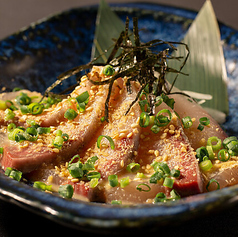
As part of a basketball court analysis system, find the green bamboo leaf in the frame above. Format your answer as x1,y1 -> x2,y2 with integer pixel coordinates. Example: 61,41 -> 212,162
91,0 -> 126,63
167,0 -> 228,121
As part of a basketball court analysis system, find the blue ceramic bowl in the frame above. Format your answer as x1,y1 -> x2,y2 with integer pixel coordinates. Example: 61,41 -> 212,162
0,3 -> 238,233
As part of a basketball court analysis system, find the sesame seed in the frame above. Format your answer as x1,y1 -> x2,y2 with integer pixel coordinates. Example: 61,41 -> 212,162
131,123 -> 138,128
52,148 -> 60,153
148,150 -> 154,154
140,134 -> 145,139
169,124 -> 175,131
169,130 -> 175,135
119,132 -> 127,138
160,132 -> 167,139
133,128 -> 139,134
143,137 -> 150,141
154,150 -> 159,157
127,132 -> 133,138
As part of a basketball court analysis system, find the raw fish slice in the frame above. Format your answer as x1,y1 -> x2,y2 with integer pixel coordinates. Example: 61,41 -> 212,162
104,173 -> 169,204
202,160 -> 238,191
171,94 -> 227,150
137,112 -> 203,197
0,90 -> 42,127
104,112 -> 203,204
61,80 -> 141,201
1,67 -> 121,173
83,80 -> 141,179
40,68 -> 101,127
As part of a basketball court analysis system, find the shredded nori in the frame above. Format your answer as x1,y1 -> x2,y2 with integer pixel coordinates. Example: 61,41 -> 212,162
44,17 -> 189,121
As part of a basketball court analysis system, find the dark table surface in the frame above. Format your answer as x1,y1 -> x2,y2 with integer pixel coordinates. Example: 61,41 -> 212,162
0,1 -> 238,236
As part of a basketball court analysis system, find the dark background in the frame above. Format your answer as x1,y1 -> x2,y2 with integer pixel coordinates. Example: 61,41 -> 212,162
0,0 -> 238,40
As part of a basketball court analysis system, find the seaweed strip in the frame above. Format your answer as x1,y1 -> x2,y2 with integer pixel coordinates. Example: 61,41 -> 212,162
44,17 -> 189,121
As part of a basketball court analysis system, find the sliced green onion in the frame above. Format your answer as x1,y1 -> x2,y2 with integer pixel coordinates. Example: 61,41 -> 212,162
199,117 -> 210,126
86,171 -> 101,181
136,172 -> 146,178
69,154 -> 80,165
163,177 -> 174,188
4,108 -> 15,121
108,174 -> 118,187
206,178 -> 220,192
75,91 -> 90,112
199,159 -> 213,171
182,116 -> 193,129
58,184 -> 74,198
155,95 -> 163,107
196,146 -> 209,163
20,105 -> 30,114
68,161 -> 84,178
33,181 -> 52,191
76,102 -> 86,112
151,124 -> 160,134
170,189 -> 181,200
149,171 -> 164,184
76,91 -> 89,106
155,109 -> 172,127
0,100 -> 7,110
26,119 -> 37,126
7,123 -> 16,132
149,116 -> 155,125
37,127 -> 51,134
223,136 -> 238,148
138,100 -> 150,113
8,128 -> 25,142
197,117 -> 210,131
126,162 -> 140,173
28,102 -> 43,115
0,147 -> 3,154
83,161 -> 97,172
26,127 -> 37,136
97,135 -> 115,150
158,162 -> 170,174
197,123 -> 204,131
218,149 -> 230,162
136,183 -> 151,192
103,65 -> 115,76
154,192 -> 167,203
226,140 -> 238,156
120,177 -> 130,188
206,145 -> 215,159
5,167 -> 22,181
62,133 -> 69,141
64,108 -> 78,120
55,129 -> 63,137
86,156 -> 98,164
161,94 -> 175,110
53,136 -> 64,149
111,200 -> 122,205
170,169 -> 180,178
150,161 -> 159,171
89,178 -> 99,188
139,112 -> 150,127
207,136 -> 222,151
5,100 -> 17,111
16,93 -> 31,105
